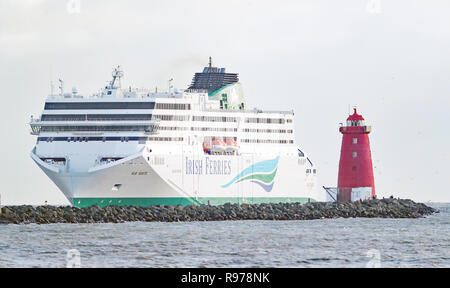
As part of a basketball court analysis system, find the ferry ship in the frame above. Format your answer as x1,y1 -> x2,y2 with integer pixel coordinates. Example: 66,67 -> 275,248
30,59 -> 319,207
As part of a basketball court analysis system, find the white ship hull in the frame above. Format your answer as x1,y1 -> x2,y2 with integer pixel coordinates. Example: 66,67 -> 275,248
31,143 -> 318,207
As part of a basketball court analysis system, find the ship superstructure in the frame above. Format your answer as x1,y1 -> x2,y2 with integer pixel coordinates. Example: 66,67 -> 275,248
30,61 -> 319,207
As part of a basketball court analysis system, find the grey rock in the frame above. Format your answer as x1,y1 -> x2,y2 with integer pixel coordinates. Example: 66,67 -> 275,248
0,198 -> 438,224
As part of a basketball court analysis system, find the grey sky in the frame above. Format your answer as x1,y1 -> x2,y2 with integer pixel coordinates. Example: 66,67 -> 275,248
0,0 -> 449,204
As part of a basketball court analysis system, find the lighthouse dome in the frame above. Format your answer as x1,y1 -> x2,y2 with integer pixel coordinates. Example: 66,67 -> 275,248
346,108 -> 365,126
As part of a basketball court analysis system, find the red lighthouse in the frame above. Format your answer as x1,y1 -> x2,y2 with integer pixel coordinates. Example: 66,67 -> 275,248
337,108 -> 375,201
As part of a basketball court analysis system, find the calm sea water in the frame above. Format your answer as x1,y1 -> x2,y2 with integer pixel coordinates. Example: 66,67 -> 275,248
0,203 -> 448,268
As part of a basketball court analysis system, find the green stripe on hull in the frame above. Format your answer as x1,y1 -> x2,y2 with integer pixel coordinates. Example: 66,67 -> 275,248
72,197 -> 316,208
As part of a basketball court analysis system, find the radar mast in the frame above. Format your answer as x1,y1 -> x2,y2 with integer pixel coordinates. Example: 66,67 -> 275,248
109,66 -> 123,89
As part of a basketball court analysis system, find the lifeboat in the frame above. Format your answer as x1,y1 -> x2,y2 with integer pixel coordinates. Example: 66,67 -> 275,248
211,138 -> 226,153
225,138 -> 238,152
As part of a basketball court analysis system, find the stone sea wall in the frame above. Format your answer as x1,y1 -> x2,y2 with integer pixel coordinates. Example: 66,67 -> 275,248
0,198 -> 437,224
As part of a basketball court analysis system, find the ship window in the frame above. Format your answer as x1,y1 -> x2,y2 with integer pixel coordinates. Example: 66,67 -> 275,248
353,138 -> 357,144
353,152 -> 357,158
112,184 -> 122,191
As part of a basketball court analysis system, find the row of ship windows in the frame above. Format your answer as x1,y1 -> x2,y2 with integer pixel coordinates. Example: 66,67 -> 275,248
147,137 -> 183,142
158,126 -> 238,132
157,126 -> 189,131
192,116 -> 293,124
38,136 -> 147,142
40,126 -> 153,132
154,115 -> 190,121
245,118 -> 293,124
155,103 -> 191,110
156,115 -> 288,123
154,116 -> 294,124
192,116 -> 238,122
241,139 -> 294,144
38,125 -> 292,133
37,136 -> 183,142
41,114 -> 152,121
44,102 -> 191,110
160,127 -> 293,133
191,127 -> 237,132
41,114 -> 293,124
42,114 -> 195,122
37,137 -> 294,144
243,128 -> 293,134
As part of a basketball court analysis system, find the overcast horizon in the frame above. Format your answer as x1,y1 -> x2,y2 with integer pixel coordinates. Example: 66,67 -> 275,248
0,0 -> 449,204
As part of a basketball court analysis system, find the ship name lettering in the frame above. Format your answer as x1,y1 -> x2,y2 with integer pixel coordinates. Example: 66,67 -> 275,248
185,157 -> 232,175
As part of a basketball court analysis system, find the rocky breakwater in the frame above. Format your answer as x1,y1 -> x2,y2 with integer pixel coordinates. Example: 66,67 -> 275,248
0,198 -> 438,224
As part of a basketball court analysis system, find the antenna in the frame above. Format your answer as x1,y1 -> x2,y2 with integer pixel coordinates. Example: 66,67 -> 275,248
209,56 -> 212,68
168,78 -> 173,94
58,79 -> 64,96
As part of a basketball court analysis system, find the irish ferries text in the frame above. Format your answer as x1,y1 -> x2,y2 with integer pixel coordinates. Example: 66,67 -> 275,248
185,157 -> 232,175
